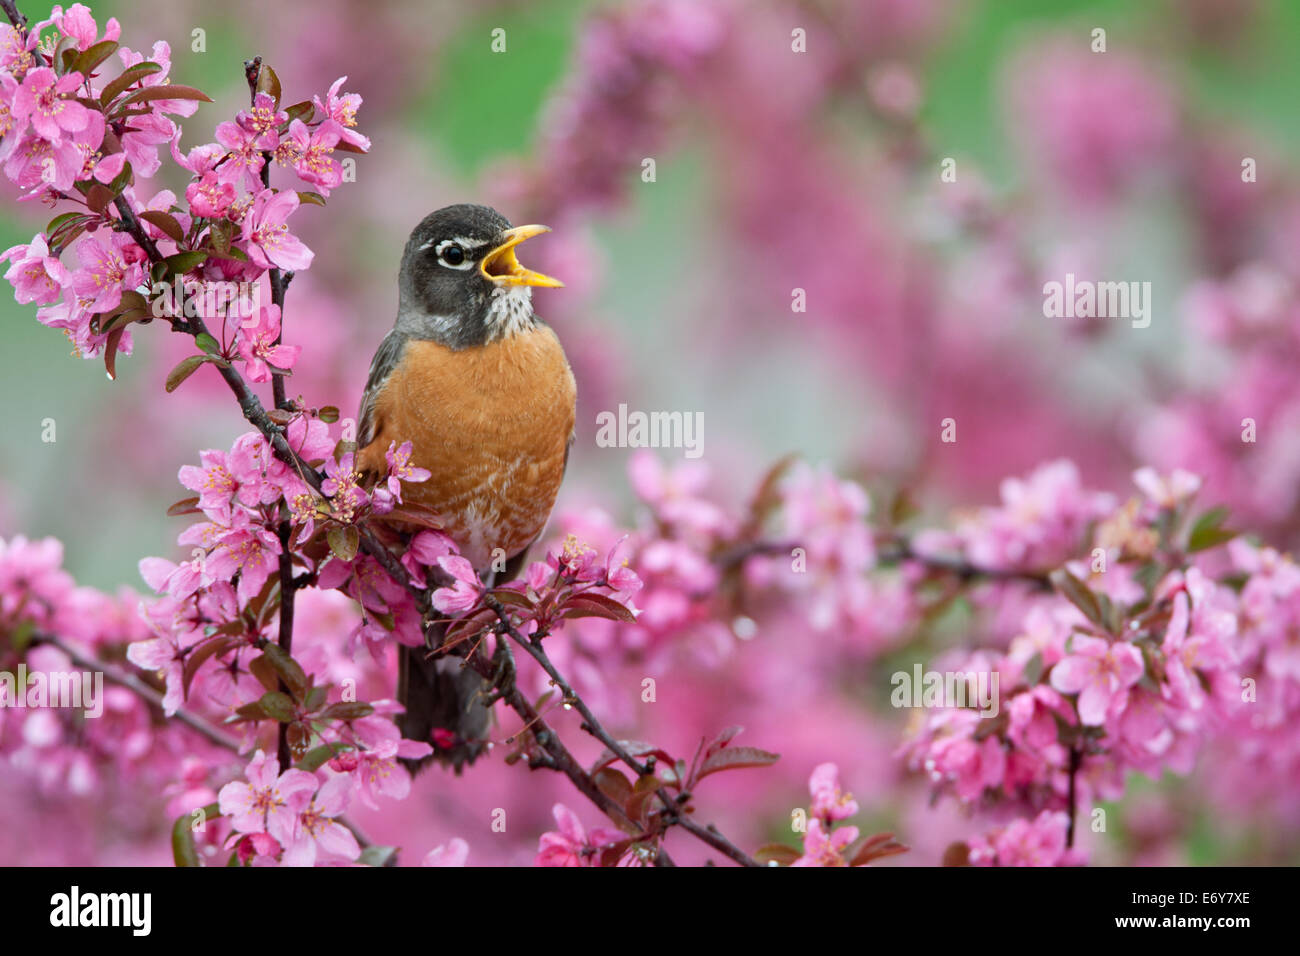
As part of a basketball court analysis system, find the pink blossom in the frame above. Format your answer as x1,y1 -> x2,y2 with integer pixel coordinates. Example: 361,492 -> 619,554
1050,635 -> 1145,725
242,189 -> 314,271
117,42 -> 199,117
71,233 -> 144,314
1133,467 -> 1202,509
400,529 -> 457,580
236,92 -> 286,150
186,170 -> 236,219
1,234 -> 69,305
382,440 -> 431,502
535,803 -> 624,866
791,818 -> 859,867
124,622 -> 189,715
431,555 -> 482,614
996,812 -> 1073,866
237,304 -> 300,383
280,774 -> 362,867
13,68 -> 89,142
422,839 -> 469,867
217,750 -> 317,846
321,451 -> 368,518
205,518 -> 282,602
335,716 -> 430,809
215,120 -> 266,191
178,449 -> 238,517
312,76 -> 370,150
286,118 -> 343,194
54,4 -> 121,52
4,129 -> 85,192
808,762 -> 859,822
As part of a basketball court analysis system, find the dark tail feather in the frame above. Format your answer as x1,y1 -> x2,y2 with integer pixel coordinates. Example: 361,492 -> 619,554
397,621 -> 490,775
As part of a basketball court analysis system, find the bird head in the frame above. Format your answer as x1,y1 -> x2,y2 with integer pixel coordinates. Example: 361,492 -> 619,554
397,203 -> 562,348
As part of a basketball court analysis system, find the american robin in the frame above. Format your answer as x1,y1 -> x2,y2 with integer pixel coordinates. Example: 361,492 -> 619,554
355,204 -> 575,771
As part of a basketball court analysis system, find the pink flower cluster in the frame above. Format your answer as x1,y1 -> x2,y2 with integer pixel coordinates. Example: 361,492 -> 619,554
901,465 -> 1258,863
0,534 -> 167,797
966,810 -> 1083,867
0,6 -> 367,373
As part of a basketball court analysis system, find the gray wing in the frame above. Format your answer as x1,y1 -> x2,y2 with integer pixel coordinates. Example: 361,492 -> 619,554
356,328 -> 410,449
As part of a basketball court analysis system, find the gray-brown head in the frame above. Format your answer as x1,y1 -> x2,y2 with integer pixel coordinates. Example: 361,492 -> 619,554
396,203 -> 562,349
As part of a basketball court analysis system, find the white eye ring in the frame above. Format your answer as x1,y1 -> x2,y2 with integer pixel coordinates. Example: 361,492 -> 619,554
435,239 -> 474,270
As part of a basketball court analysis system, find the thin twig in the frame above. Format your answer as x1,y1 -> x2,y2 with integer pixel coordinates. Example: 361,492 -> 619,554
0,0 -> 27,31
879,539 -> 1054,589
1066,746 -> 1081,849
34,632 -> 242,752
484,596 -> 761,867
32,633 -> 379,854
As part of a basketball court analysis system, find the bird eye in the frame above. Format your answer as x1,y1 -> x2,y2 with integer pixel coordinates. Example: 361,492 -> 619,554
440,243 -> 465,266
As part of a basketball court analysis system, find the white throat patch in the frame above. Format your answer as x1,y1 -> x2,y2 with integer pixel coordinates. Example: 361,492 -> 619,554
486,284 -> 535,339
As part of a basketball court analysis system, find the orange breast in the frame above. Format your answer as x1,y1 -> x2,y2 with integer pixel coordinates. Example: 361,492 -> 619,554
357,326 -> 576,570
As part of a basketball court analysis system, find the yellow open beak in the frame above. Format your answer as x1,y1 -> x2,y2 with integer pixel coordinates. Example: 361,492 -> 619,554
479,224 -> 564,288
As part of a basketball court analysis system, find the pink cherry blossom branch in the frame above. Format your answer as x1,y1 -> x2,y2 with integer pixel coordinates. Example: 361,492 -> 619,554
482,594 -> 762,867
31,629 -> 382,857
32,631 -> 242,752
879,538 -> 1054,589
0,0 -> 756,866
241,55 -> 301,772
0,0 -> 24,32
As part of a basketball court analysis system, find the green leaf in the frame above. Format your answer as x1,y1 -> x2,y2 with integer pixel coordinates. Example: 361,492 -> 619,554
45,211 -> 84,235
162,250 -> 209,276
696,745 -> 780,781
255,64 -> 282,105
486,587 -> 534,609
140,209 -> 185,243
592,767 -> 634,808
296,191 -> 327,207
258,690 -> 296,723
231,700 -> 268,723
1188,507 -> 1236,553
171,802 -> 219,867
754,843 -> 801,866
119,84 -> 213,108
207,218 -> 235,254
100,62 -> 163,106
73,39 -> 119,77
327,525 -> 360,562
100,306 -> 150,335
296,744 -> 346,773
317,405 -> 340,423
165,355 -> 208,393
304,684 -> 328,713
559,593 -> 637,623
1050,569 -> 1106,629
85,183 -> 116,214
282,100 -> 313,124
1022,651 -> 1044,687
182,636 -> 235,699
107,159 -> 133,194
359,845 -> 397,867
194,332 -> 222,355
249,653 -> 281,694
261,644 -> 309,699
319,701 -> 375,721
103,327 -> 125,381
